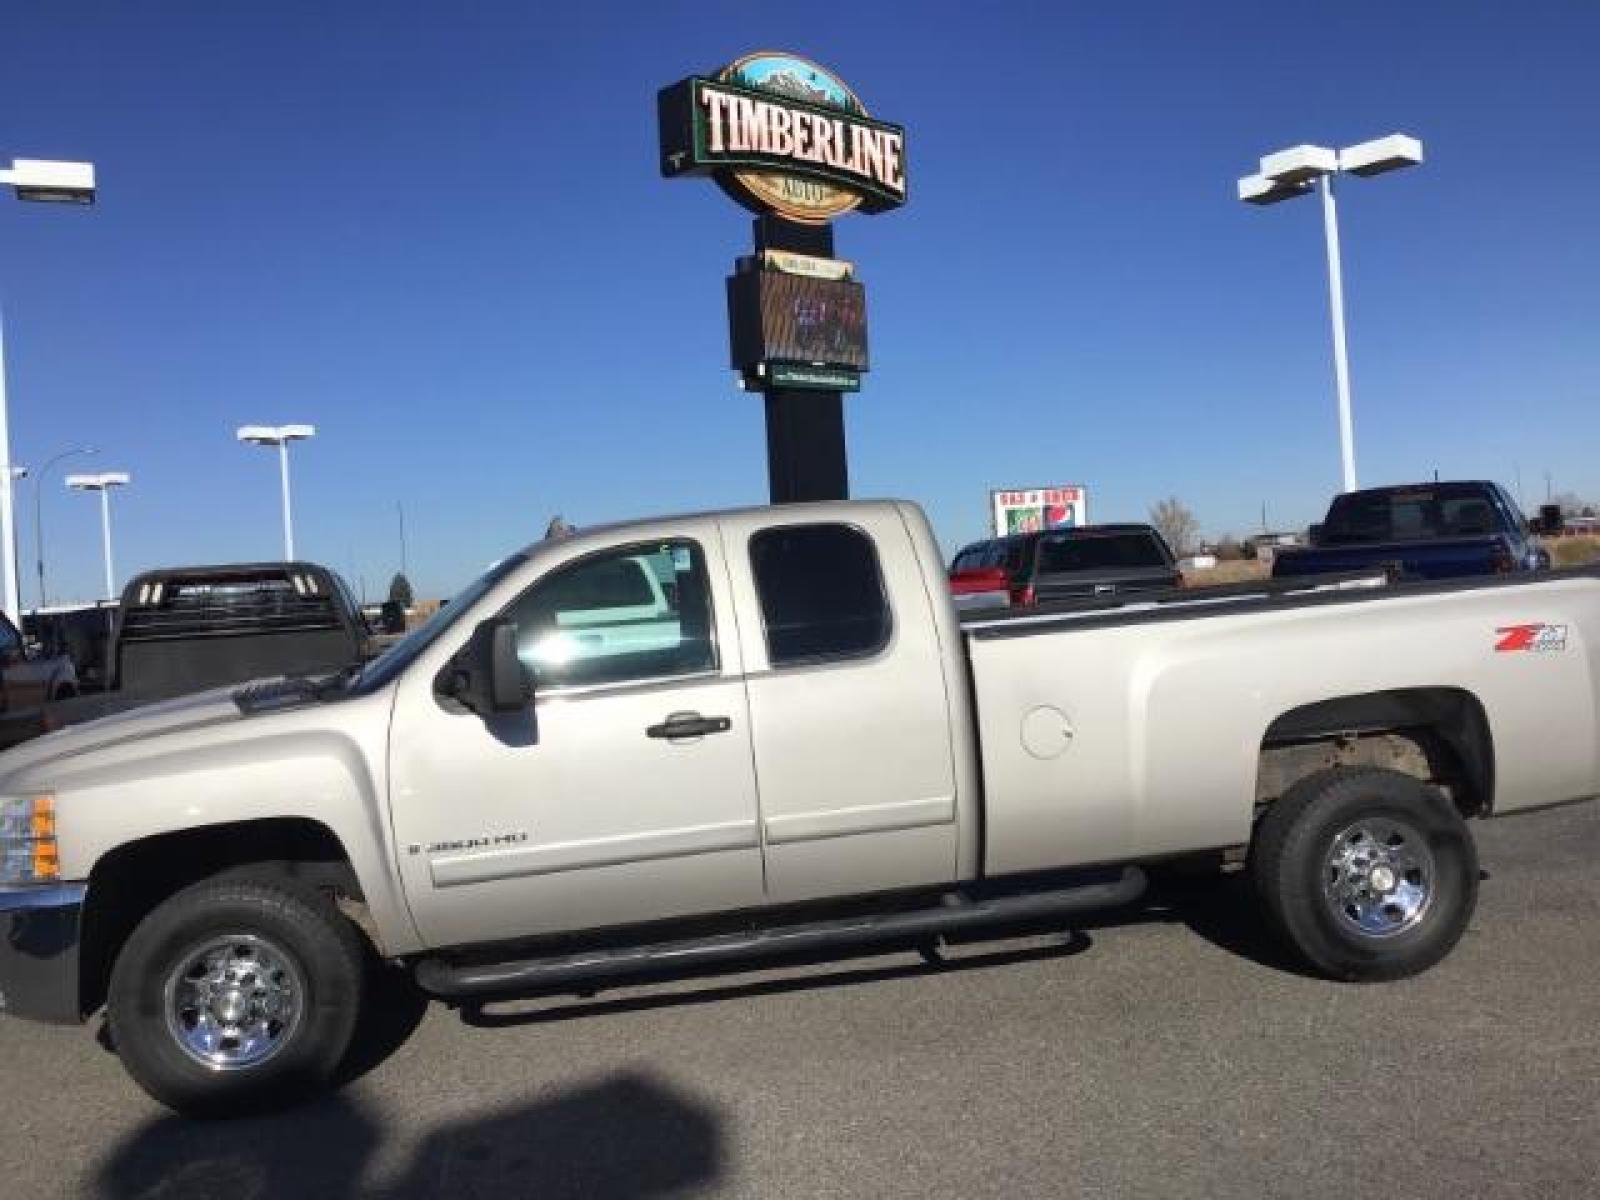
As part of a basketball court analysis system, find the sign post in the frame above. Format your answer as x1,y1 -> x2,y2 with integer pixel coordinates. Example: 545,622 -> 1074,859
659,52 -> 906,505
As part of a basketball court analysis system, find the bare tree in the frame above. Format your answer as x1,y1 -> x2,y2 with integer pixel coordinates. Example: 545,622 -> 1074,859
1149,497 -> 1200,557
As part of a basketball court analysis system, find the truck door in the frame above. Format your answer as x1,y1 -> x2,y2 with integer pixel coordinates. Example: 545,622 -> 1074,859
387,532 -> 765,948
716,509 -> 961,904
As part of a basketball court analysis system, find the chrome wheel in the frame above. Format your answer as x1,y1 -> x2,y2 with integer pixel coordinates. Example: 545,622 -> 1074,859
1323,818 -> 1435,937
163,933 -> 305,1071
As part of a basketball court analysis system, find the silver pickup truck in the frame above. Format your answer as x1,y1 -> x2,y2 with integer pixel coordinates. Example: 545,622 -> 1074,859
2,499 -> 1596,1114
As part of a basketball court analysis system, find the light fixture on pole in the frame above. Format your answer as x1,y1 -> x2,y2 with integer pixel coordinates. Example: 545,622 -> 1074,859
30,445 -> 96,609
0,155 -> 97,627
1237,134 -> 1423,493
65,471 -> 129,602
237,424 -> 315,560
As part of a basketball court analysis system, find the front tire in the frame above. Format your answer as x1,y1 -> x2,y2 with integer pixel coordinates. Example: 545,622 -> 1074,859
107,874 -> 365,1116
1251,767 -> 1479,981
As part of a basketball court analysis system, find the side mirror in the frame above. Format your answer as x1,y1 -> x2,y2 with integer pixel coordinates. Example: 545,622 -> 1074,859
1307,523 -> 1325,545
436,618 -> 530,716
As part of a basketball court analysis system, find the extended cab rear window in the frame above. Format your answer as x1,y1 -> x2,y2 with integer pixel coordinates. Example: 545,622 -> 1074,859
750,524 -> 890,666
1320,486 -> 1506,544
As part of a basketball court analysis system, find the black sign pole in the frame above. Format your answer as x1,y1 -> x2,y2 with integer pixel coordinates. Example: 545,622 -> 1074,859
752,216 -> 849,504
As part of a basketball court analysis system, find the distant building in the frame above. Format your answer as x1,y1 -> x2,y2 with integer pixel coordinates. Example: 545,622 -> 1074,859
1558,515 -> 1600,536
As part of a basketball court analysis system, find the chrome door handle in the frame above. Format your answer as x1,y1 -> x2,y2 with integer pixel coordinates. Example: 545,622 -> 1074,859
646,712 -> 732,739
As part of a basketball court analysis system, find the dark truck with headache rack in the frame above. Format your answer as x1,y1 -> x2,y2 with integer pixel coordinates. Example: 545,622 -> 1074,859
1272,481 -> 1548,582
45,562 -> 373,728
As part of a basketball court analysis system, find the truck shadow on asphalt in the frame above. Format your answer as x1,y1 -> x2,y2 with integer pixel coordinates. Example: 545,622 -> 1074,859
94,1070 -> 722,1199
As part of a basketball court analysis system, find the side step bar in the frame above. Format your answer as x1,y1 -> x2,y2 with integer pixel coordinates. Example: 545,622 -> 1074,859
414,867 -> 1146,1000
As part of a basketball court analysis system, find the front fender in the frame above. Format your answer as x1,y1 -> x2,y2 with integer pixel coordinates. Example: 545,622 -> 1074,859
36,693 -> 422,956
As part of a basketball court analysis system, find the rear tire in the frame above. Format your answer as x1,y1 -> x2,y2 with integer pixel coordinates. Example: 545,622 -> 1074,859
1251,767 -> 1478,981
107,874 -> 365,1116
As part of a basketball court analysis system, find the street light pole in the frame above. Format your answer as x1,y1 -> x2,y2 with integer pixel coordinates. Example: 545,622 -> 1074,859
1318,173 -> 1357,493
33,445 -> 95,608
278,439 -> 295,560
237,424 -> 315,560
1238,134 -> 1423,494
0,318 -> 17,625
97,487 -> 113,599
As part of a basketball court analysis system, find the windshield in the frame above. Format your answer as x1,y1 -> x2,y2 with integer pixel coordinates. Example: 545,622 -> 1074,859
347,552 -> 529,695
1319,486 -> 1504,545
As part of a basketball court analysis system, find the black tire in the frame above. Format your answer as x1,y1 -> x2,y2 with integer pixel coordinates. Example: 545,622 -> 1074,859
1251,767 -> 1479,982
107,874 -> 365,1116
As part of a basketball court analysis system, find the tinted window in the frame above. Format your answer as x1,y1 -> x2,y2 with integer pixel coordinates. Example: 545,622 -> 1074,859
0,616 -> 18,656
1036,533 -> 1169,573
505,540 -> 715,689
1321,485 -> 1506,544
750,524 -> 890,665
951,546 -> 983,573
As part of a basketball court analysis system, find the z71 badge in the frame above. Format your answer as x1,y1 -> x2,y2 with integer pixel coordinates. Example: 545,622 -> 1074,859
1495,624 -> 1569,653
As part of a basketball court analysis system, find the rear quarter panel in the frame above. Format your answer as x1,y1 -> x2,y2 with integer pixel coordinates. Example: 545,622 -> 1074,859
968,574 -> 1600,875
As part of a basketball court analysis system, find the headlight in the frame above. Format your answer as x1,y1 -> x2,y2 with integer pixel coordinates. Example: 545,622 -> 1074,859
0,794 -> 58,884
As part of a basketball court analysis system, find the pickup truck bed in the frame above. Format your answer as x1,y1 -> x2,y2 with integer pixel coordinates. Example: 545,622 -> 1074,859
960,564 -> 1591,871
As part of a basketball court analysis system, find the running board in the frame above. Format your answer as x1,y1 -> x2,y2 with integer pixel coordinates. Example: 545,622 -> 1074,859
414,867 -> 1146,999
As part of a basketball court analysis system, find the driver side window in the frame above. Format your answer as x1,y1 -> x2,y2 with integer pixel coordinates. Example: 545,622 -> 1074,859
503,540 -> 717,690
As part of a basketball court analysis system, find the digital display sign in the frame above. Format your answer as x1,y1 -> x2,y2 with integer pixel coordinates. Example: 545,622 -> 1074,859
728,269 -> 869,372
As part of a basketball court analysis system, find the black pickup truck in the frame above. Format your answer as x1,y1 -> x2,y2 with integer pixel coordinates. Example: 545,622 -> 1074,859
45,562 -> 373,728
1271,481 -> 1549,581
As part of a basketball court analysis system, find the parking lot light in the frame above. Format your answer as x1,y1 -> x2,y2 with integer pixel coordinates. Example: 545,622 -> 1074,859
237,424 -> 316,561
0,158 -> 96,205
1238,133 -> 1425,493
66,472 -> 130,601
0,154 -> 97,628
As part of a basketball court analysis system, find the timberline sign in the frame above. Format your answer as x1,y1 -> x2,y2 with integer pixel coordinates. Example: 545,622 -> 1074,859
659,51 -> 907,223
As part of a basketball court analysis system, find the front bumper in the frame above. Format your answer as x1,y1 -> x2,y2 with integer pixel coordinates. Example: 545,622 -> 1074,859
0,884 -> 86,1025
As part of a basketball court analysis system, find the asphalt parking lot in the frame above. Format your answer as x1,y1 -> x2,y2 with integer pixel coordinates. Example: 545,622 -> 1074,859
4,799 -> 1596,1199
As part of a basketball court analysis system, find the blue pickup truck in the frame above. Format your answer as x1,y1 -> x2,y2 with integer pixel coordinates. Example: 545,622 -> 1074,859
1271,481 -> 1549,581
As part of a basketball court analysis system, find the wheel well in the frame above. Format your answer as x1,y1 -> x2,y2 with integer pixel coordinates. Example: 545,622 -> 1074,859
1257,687 -> 1494,820
79,818 -> 362,1018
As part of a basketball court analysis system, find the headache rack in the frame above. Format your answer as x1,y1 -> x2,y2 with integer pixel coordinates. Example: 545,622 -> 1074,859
118,568 -> 344,642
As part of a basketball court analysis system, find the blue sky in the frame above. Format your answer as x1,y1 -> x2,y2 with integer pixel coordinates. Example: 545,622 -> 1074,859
1,1 -> 1596,602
